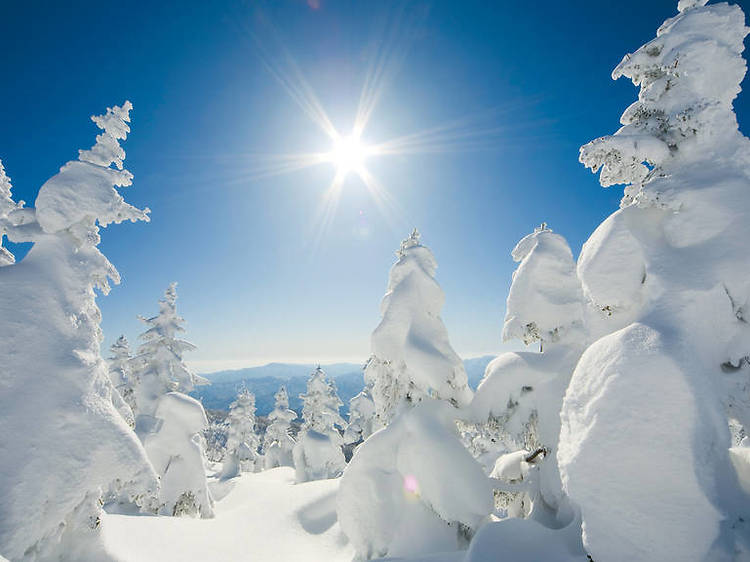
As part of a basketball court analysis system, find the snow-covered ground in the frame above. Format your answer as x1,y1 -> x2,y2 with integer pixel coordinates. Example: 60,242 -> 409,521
102,468 -> 354,562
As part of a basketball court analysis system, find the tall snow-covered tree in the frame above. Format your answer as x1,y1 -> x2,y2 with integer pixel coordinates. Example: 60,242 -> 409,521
343,387 -> 376,447
131,284 -> 213,517
338,233 -> 492,559
221,387 -> 261,479
0,102 -> 158,559
131,283 -> 207,423
557,2 -> 750,560
263,385 -> 297,469
293,366 -> 346,482
469,224 -> 584,528
364,229 -> 472,427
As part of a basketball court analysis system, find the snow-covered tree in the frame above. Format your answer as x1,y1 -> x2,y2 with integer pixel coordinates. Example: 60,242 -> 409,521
293,366 -> 346,482
108,335 -> 137,427
131,283 -> 207,423
0,102 -> 158,559
141,392 -> 214,518
130,284 -> 213,517
343,387 -> 376,447
364,229 -> 472,427
469,224 -> 584,528
0,161 -> 21,266
263,385 -> 297,469
338,233 -> 492,560
558,2 -> 750,560
502,223 -> 585,351
221,387 -> 261,479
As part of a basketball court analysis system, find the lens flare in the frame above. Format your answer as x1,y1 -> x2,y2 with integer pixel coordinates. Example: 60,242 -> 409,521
403,474 -> 420,496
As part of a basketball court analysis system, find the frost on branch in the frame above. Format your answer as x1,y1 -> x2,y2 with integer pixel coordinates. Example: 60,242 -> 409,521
579,2 -> 749,207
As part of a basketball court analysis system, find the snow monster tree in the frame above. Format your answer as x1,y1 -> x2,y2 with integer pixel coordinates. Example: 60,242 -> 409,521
559,1 -> 750,560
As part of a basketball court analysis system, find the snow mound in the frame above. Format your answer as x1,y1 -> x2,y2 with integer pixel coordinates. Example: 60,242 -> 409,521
337,400 -> 492,560
102,468 -> 354,562
464,516 -> 584,562
559,323 -> 723,561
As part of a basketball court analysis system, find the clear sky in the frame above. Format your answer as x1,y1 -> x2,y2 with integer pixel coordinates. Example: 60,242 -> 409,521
1,0 -> 749,372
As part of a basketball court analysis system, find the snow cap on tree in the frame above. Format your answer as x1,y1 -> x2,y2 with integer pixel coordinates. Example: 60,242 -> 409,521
579,1 -> 750,207
366,229 -> 472,424
35,101 -> 150,234
503,223 -> 584,348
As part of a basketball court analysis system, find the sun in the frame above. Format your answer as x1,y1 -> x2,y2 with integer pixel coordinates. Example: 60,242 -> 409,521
326,134 -> 370,176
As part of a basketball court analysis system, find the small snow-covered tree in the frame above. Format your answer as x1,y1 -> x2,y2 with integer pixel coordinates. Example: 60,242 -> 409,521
131,283 -> 207,424
343,387 -> 376,447
293,366 -> 346,482
0,102 -> 158,559
502,223 -> 585,351
263,385 -> 297,469
220,387 -> 261,479
142,392 -> 214,517
364,229 -> 472,427
0,161 -> 21,266
469,224 -> 584,527
108,335 -> 137,427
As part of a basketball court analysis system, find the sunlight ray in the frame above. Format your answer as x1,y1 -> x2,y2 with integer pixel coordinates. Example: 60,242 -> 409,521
353,6 -> 425,137
357,168 -> 408,236
247,12 -> 339,140
308,171 -> 346,258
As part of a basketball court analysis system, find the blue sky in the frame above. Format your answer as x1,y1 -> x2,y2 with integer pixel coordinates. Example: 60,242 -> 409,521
1,0 -> 748,371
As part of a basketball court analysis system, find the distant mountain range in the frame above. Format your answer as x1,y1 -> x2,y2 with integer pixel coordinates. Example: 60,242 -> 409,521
190,355 -> 496,416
